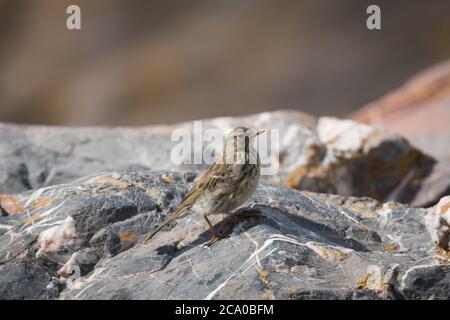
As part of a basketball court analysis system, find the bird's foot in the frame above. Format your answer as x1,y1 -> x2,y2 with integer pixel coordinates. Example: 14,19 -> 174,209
206,235 -> 220,247
205,228 -> 229,246
215,218 -> 236,236
204,209 -> 266,247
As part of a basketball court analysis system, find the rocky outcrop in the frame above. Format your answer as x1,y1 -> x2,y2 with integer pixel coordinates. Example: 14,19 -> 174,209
0,170 -> 449,300
0,111 -> 448,207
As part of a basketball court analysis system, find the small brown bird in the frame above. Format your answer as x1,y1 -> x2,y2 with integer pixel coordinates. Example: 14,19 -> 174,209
145,127 -> 265,246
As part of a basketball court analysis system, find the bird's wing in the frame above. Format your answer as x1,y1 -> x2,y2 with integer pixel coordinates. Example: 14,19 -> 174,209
199,163 -> 231,191
168,163 -> 230,215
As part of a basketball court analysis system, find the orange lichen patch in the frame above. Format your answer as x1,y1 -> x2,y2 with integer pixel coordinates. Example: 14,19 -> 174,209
119,232 -> 135,241
356,272 -> 390,291
282,287 -> 297,295
373,202 -> 403,214
0,194 -> 24,214
131,181 -> 145,189
347,203 -> 374,219
286,165 -> 327,188
161,175 -> 176,184
256,266 -> 274,300
384,202 -> 403,210
131,181 -> 154,193
87,176 -> 128,189
307,242 -> 349,261
286,167 -> 307,188
356,275 -> 369,288
21,214 -> 43,224
145,188 -> 159,199
89,190 -> 98,197
440,203 -> 450,215
320,247 -> 348,261
303,191 -> 316,197
130,181 -> 161,200
383,243 -> 398,253
262,288 -> 274,300
256,267 -> 270,281
29,197 -> 55,209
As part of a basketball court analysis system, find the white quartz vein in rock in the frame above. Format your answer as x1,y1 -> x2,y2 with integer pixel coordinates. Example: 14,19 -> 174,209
204,232 -> 356,300
339,209 -> 359,224
20,200 -> 68,234
204,234 -> 304,300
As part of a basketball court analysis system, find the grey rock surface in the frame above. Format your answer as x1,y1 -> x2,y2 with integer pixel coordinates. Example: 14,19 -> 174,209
0,111 -> 448,207
1,170 -> 449,300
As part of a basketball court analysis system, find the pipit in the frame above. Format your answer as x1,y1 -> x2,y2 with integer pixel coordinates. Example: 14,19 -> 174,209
144,127 -> 265,246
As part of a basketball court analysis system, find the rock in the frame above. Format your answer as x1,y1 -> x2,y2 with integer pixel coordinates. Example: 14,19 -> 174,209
1,170 -> 449,300
58,248 -> 98,278
350,61 -> 450,206
425,196 -> 450,252
285,117 -> 445,206
351,60 -> 450,163
0,111 -> 448,206
0,260 -> 54,300
400,265 -> 450,300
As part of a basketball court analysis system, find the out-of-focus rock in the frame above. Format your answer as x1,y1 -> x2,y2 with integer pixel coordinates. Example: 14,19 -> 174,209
425,196 -> 450,252
351,60 -> 450,163
285,117 -> 443,206
0,170 -> 449,300
0,110 -> 448,207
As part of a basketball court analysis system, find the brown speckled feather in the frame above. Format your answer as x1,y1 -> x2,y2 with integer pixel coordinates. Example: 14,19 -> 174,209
144,163 -> 232,243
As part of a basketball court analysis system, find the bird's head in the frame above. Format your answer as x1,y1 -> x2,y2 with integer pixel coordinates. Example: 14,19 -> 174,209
225,127 -> 266,141
223,127 -> 266,164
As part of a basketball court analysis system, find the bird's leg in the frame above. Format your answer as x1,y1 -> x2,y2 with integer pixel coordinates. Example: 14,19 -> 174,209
203,214 -> 221,246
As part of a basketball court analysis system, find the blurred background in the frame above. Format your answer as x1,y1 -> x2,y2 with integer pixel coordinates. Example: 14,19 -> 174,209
0,0 -> 449,126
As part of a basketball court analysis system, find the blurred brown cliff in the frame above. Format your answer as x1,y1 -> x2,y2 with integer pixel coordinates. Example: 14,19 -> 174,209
352,60 -> 450,162
0,0 -> 449,126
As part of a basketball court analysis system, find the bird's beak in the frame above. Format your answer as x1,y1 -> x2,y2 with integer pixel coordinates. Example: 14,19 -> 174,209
252,129 -> 267,137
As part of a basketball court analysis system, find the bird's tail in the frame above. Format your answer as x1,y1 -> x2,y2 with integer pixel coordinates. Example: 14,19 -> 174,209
143,219 -> 173,243
143,206 -> 188,244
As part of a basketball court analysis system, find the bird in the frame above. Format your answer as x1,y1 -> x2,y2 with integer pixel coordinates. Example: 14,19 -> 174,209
144,127 -> 266,246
